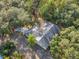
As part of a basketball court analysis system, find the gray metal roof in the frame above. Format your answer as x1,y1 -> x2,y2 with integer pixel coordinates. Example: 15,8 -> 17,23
15,22 -> 60,49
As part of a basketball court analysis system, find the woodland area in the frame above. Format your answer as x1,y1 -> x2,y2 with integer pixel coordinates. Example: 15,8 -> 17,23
0,0 -> 79,59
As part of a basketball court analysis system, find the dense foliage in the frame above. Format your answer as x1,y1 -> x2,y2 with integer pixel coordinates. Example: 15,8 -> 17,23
48,0 -> 79,59
50,27 -> 79,59
0,0 -> 32,36
0,0 -> 78,35
43,0 -> 79,27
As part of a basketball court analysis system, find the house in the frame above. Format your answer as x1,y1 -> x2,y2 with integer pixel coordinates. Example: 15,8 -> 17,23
15,22 -> 60,50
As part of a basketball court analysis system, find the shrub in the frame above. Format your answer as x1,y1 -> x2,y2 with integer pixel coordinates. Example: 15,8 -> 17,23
27,34 -> 36,47
0,41 -> 16,56
12,51 -> 22,59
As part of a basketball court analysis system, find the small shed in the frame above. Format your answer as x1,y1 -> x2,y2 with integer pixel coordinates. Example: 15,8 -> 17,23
15,22 -> 60,50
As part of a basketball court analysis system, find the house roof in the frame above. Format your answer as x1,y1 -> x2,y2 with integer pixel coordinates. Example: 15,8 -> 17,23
15,22 -> 60,49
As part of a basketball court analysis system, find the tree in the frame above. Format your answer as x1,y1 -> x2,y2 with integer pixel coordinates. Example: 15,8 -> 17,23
50,26 -> 79,59
0,0 -> 31,36
42,0 -> 79,28
0,0 -> 50,36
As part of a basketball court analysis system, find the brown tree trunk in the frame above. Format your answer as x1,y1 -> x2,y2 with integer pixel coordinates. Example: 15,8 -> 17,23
31,0 -> 45,31
32,10 -> 45,31
37,15 -> 45,31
